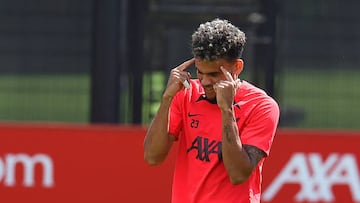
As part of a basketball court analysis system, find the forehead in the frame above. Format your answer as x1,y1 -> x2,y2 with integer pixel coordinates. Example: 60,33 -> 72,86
195,58 -> 232,71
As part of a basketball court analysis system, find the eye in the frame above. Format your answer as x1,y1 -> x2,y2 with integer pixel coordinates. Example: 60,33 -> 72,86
209,72 -> 220,77
196,69 -> 203,75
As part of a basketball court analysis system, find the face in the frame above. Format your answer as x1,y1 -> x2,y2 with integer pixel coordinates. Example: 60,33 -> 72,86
195,58 -> 242,100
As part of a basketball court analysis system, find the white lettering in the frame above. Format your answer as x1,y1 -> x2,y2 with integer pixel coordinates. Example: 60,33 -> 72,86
0,153 -> 54,188
295,153 -> 338,202
329,154 -> 360,201
262,153 -> 360,203
0,159 -> 4,183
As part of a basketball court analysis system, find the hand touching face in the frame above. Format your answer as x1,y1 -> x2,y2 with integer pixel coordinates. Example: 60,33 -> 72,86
195,58 -> 242,102
163,58 -> 194,100
213,66 -> 241,110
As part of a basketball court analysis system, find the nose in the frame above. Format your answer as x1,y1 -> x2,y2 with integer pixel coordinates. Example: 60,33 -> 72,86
200,75 -> 213,87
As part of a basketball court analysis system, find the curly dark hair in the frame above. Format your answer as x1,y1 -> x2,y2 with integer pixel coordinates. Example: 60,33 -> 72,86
191,18 -> 246,61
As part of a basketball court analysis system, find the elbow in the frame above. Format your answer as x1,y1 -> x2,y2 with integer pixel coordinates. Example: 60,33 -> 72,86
229,172 -> 252,185
229,177 -> 247,185
144,153 -> 165,166
144,157 -> 162,166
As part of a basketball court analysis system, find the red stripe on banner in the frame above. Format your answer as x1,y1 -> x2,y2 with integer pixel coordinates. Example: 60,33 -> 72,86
0,124 -> 359,203
0,123 -> 177,203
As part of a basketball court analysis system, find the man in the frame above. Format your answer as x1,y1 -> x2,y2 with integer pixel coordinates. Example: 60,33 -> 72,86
144,18 -> 280,203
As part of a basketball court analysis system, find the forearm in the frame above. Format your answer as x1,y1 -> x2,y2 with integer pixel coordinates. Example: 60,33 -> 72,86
144,97 -> 174,165
221,108 -> 253,184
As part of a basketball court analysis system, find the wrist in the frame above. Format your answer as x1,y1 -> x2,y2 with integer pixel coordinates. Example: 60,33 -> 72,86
221,106 -> 236,117
220,106 -> 234,113
161,94 -> 173,103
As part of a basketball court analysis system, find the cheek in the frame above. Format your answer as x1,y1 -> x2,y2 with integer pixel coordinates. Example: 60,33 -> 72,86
199,75 -> 214,85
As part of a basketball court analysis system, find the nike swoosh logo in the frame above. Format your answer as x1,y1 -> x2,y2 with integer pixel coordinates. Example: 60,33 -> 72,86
188,112 -> 201,117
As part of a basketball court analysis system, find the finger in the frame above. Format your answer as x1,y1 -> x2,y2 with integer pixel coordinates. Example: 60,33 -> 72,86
186,71 -> 192,79
220,66 -> 234,82
173,71 -> 190,82
213,83 -> 225,90
177,58 -> 195,71
217,84 -> 225,88
174,73 -> 190,89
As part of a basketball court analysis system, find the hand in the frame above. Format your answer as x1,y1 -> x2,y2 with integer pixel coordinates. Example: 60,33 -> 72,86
163,58 -> 194,100
213,66 -> 241,110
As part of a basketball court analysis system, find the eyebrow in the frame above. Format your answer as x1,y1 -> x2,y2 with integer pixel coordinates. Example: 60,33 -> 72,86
197,68 -> 221,75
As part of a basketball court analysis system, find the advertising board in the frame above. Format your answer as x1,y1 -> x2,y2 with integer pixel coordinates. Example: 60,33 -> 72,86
0,124 -> 359,203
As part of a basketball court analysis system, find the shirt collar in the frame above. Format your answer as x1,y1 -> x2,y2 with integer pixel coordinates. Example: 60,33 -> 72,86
195,94 -> 217,104
195,95 -> 239,108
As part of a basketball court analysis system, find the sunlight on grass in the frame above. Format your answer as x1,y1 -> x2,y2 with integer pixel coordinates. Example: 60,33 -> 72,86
281,68 -> 360,129
0,70 -> 359,129
0,74 -> 90,122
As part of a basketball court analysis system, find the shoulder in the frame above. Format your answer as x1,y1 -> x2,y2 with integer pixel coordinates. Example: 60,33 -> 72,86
235,81 -> 280,123
236,80 -> 279,108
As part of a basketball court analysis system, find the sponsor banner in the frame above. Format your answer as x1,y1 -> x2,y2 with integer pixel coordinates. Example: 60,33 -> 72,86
262,130 -> 360,203
0,124 -> 359,203
0,123 -> 177,203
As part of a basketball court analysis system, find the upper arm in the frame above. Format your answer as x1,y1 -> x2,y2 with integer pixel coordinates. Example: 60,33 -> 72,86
243,144 -> 267,168
168,92 -> 185,140
241,98 -> 280,156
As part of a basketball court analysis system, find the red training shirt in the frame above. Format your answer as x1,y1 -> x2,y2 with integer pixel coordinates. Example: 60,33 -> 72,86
169,79 -> 280,203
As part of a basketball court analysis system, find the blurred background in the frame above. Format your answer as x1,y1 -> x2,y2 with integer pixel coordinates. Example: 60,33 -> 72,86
0,0 -> 359,129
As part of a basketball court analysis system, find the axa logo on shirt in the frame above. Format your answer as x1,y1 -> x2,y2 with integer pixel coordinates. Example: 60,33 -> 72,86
0,153 -> 54,188
262,152 -> 360,203
187,136 -> 222,162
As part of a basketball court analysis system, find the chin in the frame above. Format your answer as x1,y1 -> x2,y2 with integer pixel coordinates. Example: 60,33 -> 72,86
205,92 -> 216,100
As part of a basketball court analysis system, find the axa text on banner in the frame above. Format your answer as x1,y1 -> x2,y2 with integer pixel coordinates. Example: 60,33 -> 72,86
262,130 -> 360,203
0,124 -> 359,203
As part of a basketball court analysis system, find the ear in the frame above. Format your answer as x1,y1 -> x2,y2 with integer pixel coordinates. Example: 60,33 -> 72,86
233,59 -> 244,76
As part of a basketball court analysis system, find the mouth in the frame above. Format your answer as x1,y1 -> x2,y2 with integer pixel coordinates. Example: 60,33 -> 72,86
204,87 -> 214,92
203,86 -> 216,99
203,85 -> 214,93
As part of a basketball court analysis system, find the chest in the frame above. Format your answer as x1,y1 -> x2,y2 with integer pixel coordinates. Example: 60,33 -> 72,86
183,102 -> 250,141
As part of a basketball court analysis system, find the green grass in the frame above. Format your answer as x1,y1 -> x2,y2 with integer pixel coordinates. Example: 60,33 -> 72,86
0,74 -> 90,122
142,71 -> 165,124
0,69 -> 359,129
280,68 -> 360,129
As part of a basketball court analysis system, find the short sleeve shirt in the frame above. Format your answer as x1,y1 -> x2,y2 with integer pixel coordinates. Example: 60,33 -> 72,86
169,79 -> 280,203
